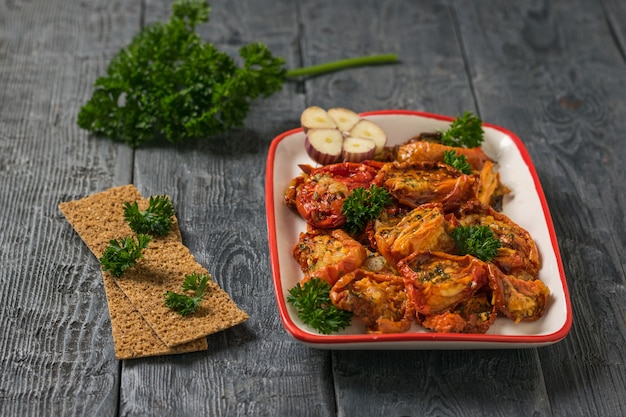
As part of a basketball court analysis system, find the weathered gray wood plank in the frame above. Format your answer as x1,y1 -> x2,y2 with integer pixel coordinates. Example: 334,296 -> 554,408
333,349 -> 551,417
0,0 -> 138,416
298,0 -> 476,116
599,0 -> 626,276
454,0 -> 626,416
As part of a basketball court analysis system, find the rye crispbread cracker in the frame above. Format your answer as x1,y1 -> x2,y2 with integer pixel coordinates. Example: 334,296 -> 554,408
102,272 -> 208,359
60,184 -> 248,349
59,185 -> 207,359
107,239 -> 249,347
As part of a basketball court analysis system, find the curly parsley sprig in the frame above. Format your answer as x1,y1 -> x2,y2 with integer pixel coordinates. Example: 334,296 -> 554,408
100,234 -> 152,277
443,150 -> 473,174
123,195 -> 175,236
287,278 -> 352,335
451,225 -> 501,261
164,272 -> 212,316
342,184 -> 392,235
440,111 -> 484,148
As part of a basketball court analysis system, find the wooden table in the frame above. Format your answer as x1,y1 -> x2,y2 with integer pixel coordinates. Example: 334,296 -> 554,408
1,0 -> 625,415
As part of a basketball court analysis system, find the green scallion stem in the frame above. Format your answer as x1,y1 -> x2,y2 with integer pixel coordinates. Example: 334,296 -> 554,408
285,53 -> 399,78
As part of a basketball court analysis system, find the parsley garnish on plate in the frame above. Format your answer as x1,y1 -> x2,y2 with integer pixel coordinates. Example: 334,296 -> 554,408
342,184 -> 392,235
287,278 -> 352,335
443,150 -> 473,174
440,111 -> 484,148
451,225 -> 501,261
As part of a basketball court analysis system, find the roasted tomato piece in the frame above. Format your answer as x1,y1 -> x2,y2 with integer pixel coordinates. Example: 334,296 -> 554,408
293,229 -> 367,286
374,202 -> 456,266
395,137 -> 492,171
284,172 -> 308,211
420,287 -> 497,333
295,162 -> 378,228
374,161 -> 476,212
475,160 -> 511,209
359,204 -> 410,252
330,269 -> 412,334
489,264 -> 550,323
398,251 -> 490,316
457,200 -> 540,280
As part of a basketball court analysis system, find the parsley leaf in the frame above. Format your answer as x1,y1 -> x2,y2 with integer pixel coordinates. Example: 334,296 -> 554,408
287,278 -> 352,334
451,225 -> 501,261
443,150 -> 473,174
100,234 -> 152,277
164,272 -> 212,316
342,184 -> 392,235
123,195 -> 175,236
440,111 -> 484,148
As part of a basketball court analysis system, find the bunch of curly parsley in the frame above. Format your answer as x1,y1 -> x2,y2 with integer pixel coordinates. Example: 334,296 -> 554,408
77,0 -> 285,147
77,0 -> 397,147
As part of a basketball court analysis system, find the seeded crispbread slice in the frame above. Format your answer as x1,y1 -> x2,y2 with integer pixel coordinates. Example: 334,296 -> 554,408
107,238 -> 249,347
60,185 -> 183,258
60,184 -> 249,349
59,185 -> 207,359
102,272 -> 207,359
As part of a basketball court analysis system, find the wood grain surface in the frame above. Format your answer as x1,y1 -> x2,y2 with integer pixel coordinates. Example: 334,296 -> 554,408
0,0 -> 624,416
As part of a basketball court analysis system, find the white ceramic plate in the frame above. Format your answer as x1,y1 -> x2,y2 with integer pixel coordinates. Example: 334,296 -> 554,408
266,110 -> 572,349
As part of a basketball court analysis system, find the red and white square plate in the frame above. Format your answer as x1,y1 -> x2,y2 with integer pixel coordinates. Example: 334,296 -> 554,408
266,110 -> 572,349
